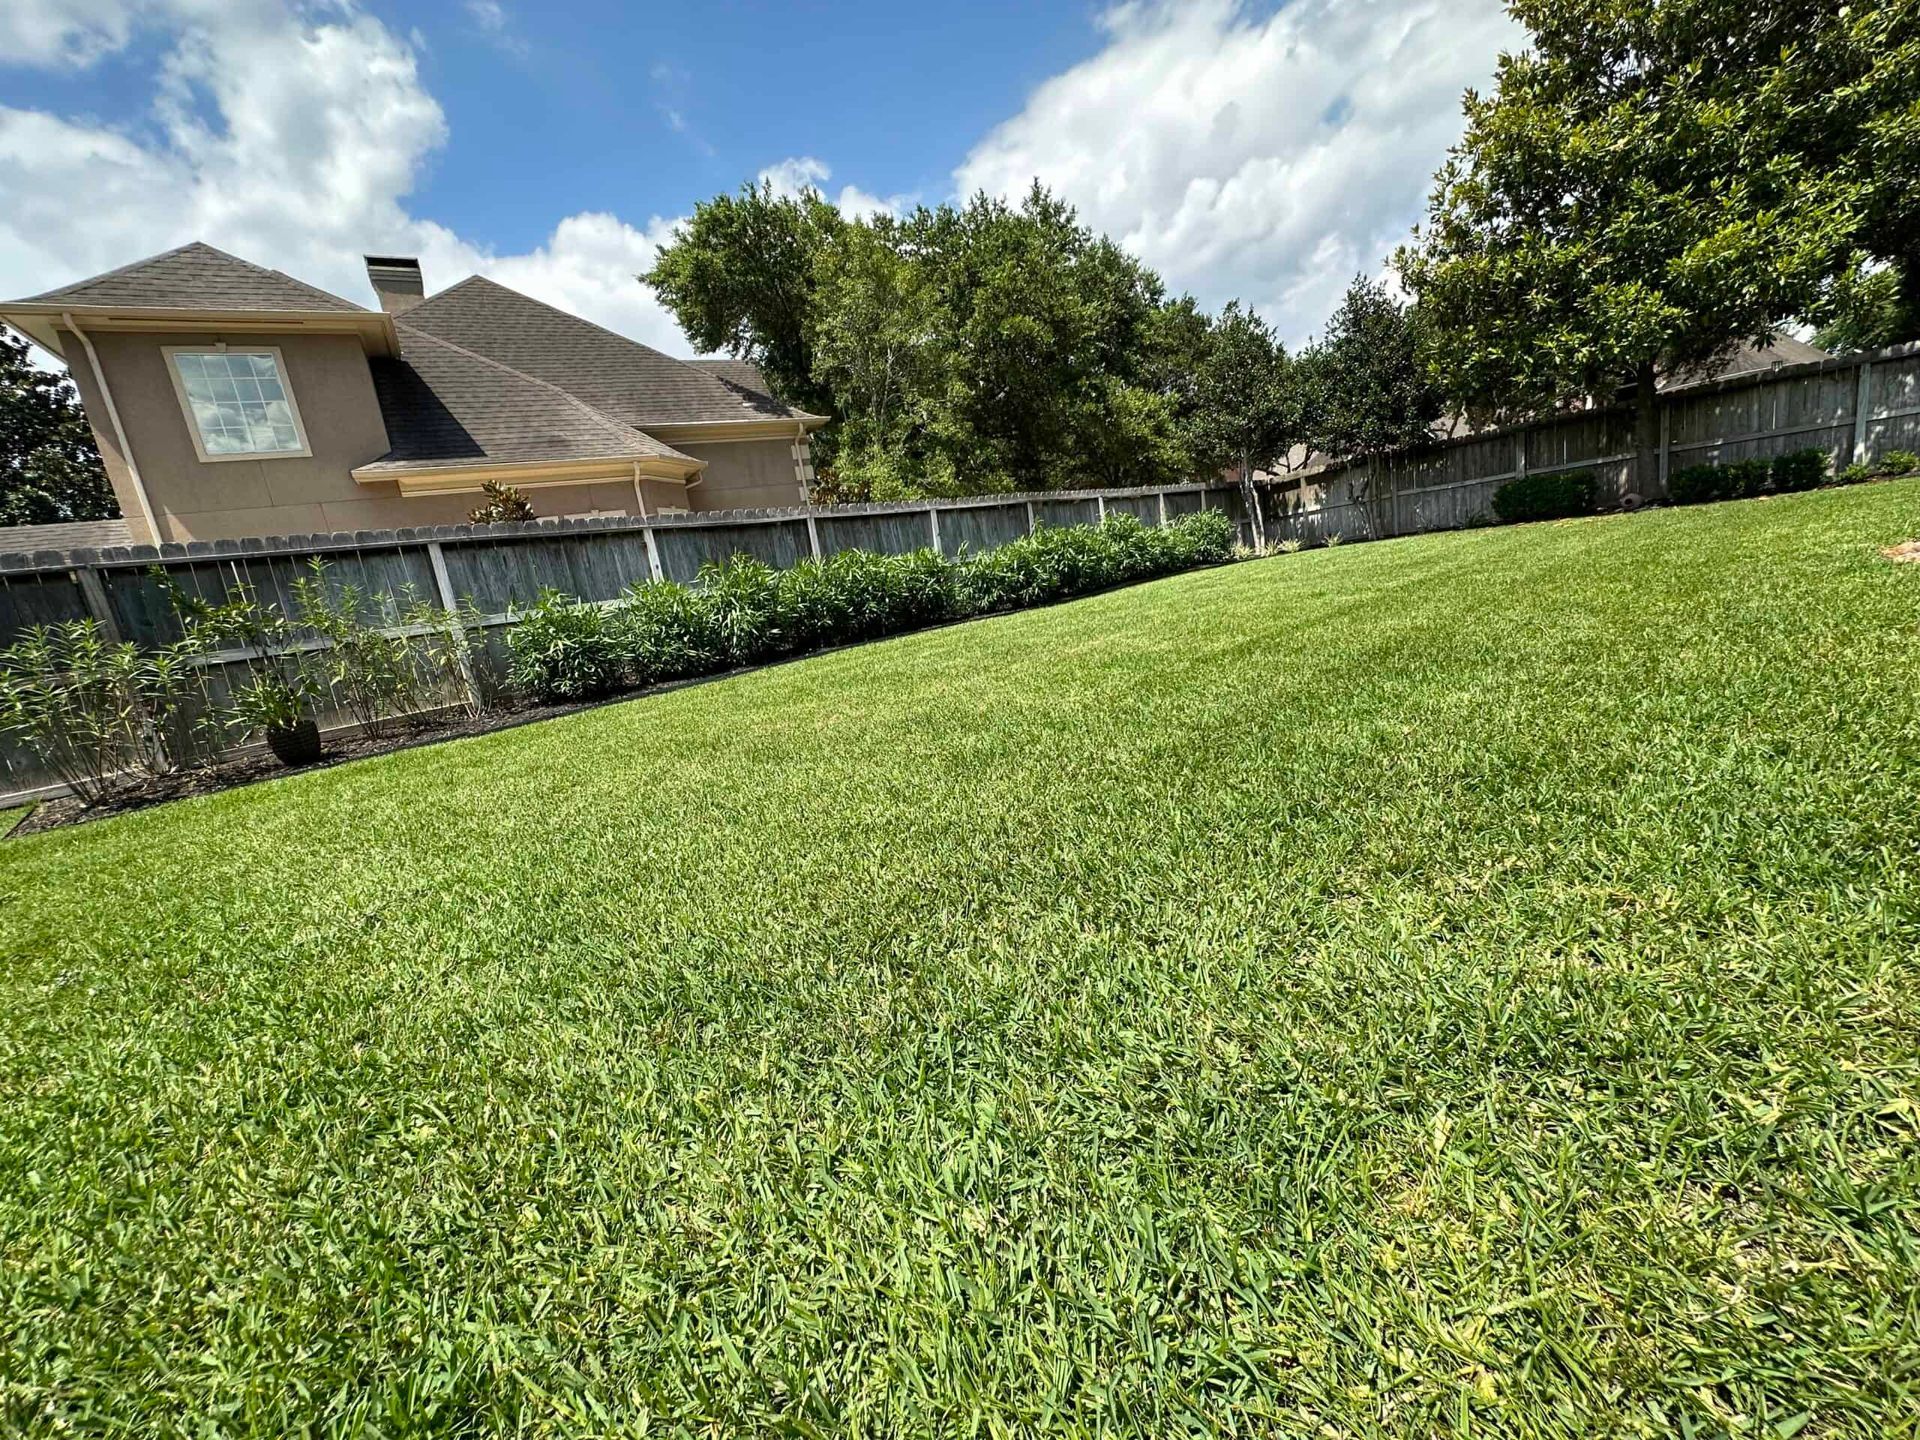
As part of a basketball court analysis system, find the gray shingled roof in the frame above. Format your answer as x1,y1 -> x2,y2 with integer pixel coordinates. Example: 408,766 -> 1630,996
12,242 -> 366,314
0,518 -> 134,555
398,277 -> 807,428
690,357 -> 788,409
360,329 -> 693,473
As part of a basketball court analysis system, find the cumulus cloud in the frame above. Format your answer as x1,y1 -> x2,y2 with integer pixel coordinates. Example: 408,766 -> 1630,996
0,0 -> 691,355
757,156 -> 913,221
954,0 -> 1520,343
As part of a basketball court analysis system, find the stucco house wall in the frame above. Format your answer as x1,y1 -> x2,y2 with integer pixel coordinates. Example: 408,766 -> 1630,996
679,437 -> 811,512
59,328 -> 707,541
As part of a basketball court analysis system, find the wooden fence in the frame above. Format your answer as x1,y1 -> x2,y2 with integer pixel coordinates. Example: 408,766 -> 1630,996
1263,342 -> 1920,544
0,481 -> 1251,803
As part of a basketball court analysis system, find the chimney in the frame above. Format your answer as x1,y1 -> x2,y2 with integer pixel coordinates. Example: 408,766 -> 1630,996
365,255 -> 424,314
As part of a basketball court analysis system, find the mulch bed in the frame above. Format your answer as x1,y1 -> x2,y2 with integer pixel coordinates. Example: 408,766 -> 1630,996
7,695 -> 614,837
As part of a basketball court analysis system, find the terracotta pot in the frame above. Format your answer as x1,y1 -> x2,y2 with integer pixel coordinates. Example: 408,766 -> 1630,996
265,717 -> 321,767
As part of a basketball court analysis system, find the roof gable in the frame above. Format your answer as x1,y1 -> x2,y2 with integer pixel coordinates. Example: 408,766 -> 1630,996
398,277 -> 804,429
12,242 -> 366,314
361,328 -> 692,474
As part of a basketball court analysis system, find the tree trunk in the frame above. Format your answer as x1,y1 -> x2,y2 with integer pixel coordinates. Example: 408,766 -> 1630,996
1633,358 -> 1661,501
1238,455 -> 1266,554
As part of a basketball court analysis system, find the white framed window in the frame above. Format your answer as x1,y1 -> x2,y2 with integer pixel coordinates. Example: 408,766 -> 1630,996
163,346 -> 312,462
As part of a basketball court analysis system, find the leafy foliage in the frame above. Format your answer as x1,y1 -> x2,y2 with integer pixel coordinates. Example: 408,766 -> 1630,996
1668,457 -> 1773,505
1299,276 -> 1442,464
642,181 -> 845,426
1185,303 -> 1297,481
0,621 -> 212,804
505,512 -> 1235,704
505,591 -> 621,702
1395,0 -> 1916,481
0,329 -> 116,527
468,480 -> 535,525
1770,448 -> 1830,494
1491,468 -> 1595,523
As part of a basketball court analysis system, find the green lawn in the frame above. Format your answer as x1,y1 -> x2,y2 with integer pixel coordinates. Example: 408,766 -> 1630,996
4,482 -> 1919,1437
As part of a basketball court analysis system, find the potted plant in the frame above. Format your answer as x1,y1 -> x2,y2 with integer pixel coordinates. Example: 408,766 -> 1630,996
227,671 -> 322,766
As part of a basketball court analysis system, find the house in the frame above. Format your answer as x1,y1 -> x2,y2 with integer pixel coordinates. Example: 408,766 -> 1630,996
0,244 -> 827,544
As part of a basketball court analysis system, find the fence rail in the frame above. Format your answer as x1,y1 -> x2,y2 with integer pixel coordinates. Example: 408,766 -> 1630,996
0,481 -> 1251,803
1264,341 -> 1920,546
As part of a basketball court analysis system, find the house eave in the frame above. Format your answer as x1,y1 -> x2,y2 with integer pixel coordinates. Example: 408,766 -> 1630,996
0,303 -> 402,359
352,453 -> 705,496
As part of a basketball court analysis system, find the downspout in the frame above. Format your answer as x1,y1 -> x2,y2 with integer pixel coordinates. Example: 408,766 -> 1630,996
631,461 -> 651,519
64,312 -> 163,544
795,419 -> 813,506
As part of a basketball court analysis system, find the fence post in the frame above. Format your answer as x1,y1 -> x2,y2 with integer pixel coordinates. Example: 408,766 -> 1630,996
70,564 -> 124,643
1854,360 -> 1874,464
1095,494 -> 1107,523
925,507 -> 942,556
423,541 -> 481,709
1156,490 -> 1168,526
641,527 -> 665,583
805,512 -> 823,560
1025,500 -> 1037,533
1657,404 -> 1671,496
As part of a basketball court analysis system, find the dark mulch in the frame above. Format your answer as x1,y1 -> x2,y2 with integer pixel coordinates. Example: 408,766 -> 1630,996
7,696 -> 613,837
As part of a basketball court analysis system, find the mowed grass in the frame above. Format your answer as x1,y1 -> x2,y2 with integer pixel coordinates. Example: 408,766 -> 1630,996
4,483 -> 1920,1439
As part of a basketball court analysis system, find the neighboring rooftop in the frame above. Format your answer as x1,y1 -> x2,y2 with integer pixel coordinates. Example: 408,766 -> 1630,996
399,277 -> 811,429
0,518 -> 133,556
12,242 -> 366,314
690,358 -> 786,409
361,329 -> 694,474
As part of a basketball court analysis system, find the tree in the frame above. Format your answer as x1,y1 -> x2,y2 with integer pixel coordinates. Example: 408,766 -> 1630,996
1397,0 -> 1865,494
468,479 -> 535,524
643,181 -> 845,420
1187,302 -> 1297,538
1301,276 -> 1442,464
809,216 -> 946,499
0,329 -> 115,527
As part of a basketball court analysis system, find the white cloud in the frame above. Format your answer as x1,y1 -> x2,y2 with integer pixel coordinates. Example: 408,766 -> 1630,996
954,0 -> 1520,344
757,156 -> 913,220
0,0 -> 143,69
0,0 -> 691,357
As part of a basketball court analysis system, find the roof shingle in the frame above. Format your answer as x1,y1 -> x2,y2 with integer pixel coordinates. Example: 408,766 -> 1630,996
398,277 -> 808,428
360,329 -> 692,473
12,242 -> 366,314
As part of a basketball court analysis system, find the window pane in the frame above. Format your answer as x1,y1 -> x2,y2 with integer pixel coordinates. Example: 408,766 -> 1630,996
173,351 -> 299,455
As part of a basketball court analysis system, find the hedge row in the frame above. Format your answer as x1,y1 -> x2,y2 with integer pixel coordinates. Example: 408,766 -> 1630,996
507,509 -> 1238,703
1492,468 -> 1595,523
1669,447 -> 1831,505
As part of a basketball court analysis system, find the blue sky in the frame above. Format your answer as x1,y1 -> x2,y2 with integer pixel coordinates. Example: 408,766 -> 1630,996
0,0 -> 1520,355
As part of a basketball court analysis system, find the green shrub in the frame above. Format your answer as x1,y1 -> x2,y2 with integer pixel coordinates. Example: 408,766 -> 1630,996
1770,448 -> 1829,494
1880,448 -> 1920,475
1492,469 -> 1595,523
1667,463 -> 1724,505
517,511 -> 1234,704
291,560 -> 421,739
1726,458 -> 1773,498
506,591 -> 621,703
613,579 -> 729,685
1838,461 -> 1874,485
1668,457 -> 1772,505
0,620 -> 216,805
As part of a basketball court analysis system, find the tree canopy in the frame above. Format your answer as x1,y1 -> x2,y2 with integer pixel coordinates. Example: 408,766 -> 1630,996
1299,277 -> 1441,465
1398,0 -> 1920,464
650,183 -> 1214,499
0,330 -> 115,527
642,181 -> 845,423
